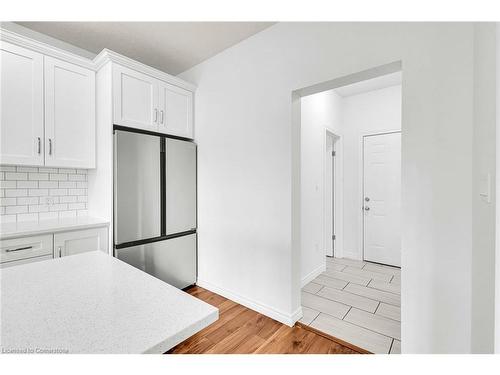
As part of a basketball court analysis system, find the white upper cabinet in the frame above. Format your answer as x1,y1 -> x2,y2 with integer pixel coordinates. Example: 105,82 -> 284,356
111,63 -> 194,139
0,41 -> 44,166
44,56 -> 96,168
158,81 -> 193,138
113,65 -> 158,132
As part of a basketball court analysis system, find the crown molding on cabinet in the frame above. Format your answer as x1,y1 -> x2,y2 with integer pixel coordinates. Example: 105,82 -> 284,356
93,49 -> 196,92
0,28 -> 196,92
0,28 -> 96,70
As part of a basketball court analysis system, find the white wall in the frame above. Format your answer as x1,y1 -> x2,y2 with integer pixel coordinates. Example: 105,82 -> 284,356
179,22 -> 493,352
300,90 -> 342,284
341,85 -> 402,259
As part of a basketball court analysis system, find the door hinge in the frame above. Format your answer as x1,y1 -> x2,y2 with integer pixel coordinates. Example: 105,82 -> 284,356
332,234 -> 336,240
332,151 -> 336,157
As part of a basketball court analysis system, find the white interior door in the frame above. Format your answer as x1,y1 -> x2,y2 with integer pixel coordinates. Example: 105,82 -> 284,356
363,132 -> 401,267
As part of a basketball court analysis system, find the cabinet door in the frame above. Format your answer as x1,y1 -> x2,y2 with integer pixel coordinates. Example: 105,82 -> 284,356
54,227 -> 108,258
113,65 -> 158,132
0,41 -> 44,166
158,81 -> 193,138
44,56 -> 96,168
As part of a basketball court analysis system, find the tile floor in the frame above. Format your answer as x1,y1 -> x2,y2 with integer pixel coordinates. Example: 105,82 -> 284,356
300,256 -> 401,354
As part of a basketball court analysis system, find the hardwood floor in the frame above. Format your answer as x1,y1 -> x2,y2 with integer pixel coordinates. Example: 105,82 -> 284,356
169,286 -> 364,354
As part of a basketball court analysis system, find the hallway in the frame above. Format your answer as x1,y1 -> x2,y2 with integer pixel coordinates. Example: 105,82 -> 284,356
300,257 -> 401,354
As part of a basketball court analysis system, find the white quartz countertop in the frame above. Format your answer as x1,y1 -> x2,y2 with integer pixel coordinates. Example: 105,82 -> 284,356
0,216 -> 109,239
0,251 -> 218,354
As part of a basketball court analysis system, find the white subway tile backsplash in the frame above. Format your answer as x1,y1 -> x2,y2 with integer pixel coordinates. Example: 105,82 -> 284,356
59,181 -> 76,189
29,173 -> 49,181
76,181 -> 88,188
49,188 -> 68,196
68,203 -> 86,210
17,213 -> 39,222
59,210 -> 77,218
39,212 -> 58,220
0,181 -> 17,188
68,188 -> 86,196
60,196 -> 77,203
0,197 -> 17,206
5,206 -> 28,214
0,166 -> 89,222
38,168 -> 58,173
0,166 -> 16,172
1,214 -> 17,223
6,189 -> 27,197
29,204 -> 49,213
49,203 -> 68,212
38,181 -> 59,188
50,173 -> 68,181
69,174 -> 86,181
17,197 -> 39,205
17,180 -> 38,188
16,166 -> 38,172
5,172 -> 28,180
29,189 -> 49,197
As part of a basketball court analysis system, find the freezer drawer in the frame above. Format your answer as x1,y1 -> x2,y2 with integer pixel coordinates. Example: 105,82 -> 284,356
114,130 -> 161,244
115,234 -> 196,289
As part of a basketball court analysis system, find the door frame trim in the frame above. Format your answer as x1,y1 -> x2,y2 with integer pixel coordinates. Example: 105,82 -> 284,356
360,129 -> 401,263
324,129 -> 342,258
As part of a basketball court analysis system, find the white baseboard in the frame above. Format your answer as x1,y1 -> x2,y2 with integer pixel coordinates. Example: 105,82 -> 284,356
196,279 -> 300,327
301,263 -> 326,287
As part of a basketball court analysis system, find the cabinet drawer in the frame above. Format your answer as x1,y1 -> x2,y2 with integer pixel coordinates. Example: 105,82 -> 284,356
0,234 -> 53,264
1,254 -> 53,268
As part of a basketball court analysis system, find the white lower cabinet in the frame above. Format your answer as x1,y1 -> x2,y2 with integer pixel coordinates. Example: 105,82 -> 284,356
1,234 -> 53,267
1,226 -> 109,267
54,227 -> 108,258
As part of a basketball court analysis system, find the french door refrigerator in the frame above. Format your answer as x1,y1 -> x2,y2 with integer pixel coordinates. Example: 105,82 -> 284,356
114,127 -> 197,289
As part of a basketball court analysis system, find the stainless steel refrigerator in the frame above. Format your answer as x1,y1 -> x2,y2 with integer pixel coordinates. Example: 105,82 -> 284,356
113,128 -> 197,289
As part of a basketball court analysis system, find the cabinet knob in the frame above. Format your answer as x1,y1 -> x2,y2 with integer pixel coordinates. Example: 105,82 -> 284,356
37,137 -> 41,154
58,246 -> 62,257
154,109 -> 158,123
160,110 -> 164,124
49,139 -> 53,155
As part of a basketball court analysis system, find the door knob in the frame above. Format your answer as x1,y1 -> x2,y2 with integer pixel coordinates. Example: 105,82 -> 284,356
364,206 -> 370,211
365,197 -> 370,202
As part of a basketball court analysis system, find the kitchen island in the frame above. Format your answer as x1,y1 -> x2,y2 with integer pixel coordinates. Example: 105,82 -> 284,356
0,251 -> 218,354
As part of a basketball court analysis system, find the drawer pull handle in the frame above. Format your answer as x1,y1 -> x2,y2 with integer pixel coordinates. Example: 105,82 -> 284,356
6,246 -> 33,253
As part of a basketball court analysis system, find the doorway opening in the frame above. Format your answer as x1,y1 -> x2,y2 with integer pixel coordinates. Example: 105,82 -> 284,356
295,63 -> 402,354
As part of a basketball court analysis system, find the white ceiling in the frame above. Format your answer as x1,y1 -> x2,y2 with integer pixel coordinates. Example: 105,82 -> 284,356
16,22 -> 275,75
334,72 -> 402,97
